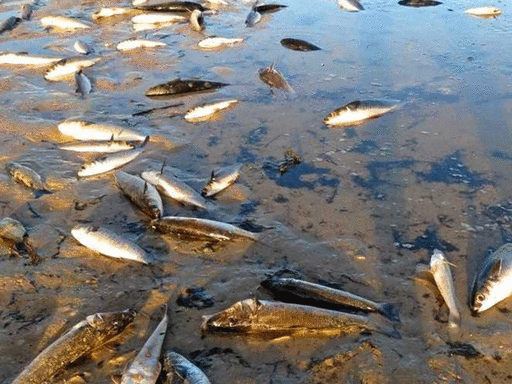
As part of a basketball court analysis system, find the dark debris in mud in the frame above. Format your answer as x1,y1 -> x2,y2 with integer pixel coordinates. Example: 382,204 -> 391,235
176,287 -> 214,309
483,201 -> 512,225
247,125 -> 268,145
393,226 -> 458,253
348,140 -> 381,155
447,342 -> 482,359
236,147 -> 258,164
189,347 -> 251,370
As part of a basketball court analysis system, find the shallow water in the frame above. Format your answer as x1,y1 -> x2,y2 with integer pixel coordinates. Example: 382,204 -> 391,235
2,0 -> 512,383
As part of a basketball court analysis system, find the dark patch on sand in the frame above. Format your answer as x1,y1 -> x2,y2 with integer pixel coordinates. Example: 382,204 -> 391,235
393,226 -> 458,252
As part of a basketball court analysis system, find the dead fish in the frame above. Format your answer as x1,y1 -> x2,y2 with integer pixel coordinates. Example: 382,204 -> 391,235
121,311 -> 168,383
11,310 -> 135,384
75,70 -> 92,97
338,0 -> 364,11
45,57 -> 101,82
258,64 -> 294,93
430,250 -> 460,326
115,170 -> 164,219
131,13 -> 187,24
245,9 -> 261,26
189,9 -> 204,32
141,169 -> 207,209
146,78 -> 229,97
0,16 -> 21,34
201,164 -> 241,197
465,7 -> 502,17
72,225 -> 150,264
253,3 -> 287,13
280,38 -> 321,52
161,350 -> 211,384
132,21 -> 183,31
397,0 -> 442,7
197,36 -> 244,49
77,137 -> 149,178
323,99 -> 401,127
60,140 -> 138,153
184,99 -> 239,122
6,162 -> 50,197
261,277 -> 400,323
202,298 -> 400,338
0,217 -> 39,262
117,39 -> 167,51
470,243 -> 512,313
135,1 -> 207,12
40,15 -> 91,30
151,216 -> 259,241
74,40 -> 92,55
0,52 -> 63,66
92,7 -> 141,20
21,4 -> 33,20
58,119 -> 147,142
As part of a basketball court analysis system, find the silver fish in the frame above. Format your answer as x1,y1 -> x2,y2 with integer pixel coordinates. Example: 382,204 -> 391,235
323,99 -> 401,127
21,4 -> 33,20
45,57 -> 101,82
471,243 -> 512,313
116,39 -> 167,51
198,37 -> 244,49
430,250 -> 460,326
121,312 -> 168,383
260,277 -> 400,322
184,99 -> 239,122
58,119 -> 147,142
202,298 -> 400,338
77,138 -> 149,178
131,13 -> 187,24
40,15 -> 90,30
74,40 -> 92,55
60,140 -> 137,153
6,161 -> 49,196
189,9 -> 204,32
71,225 -> 150,264
75,70 -> 92,97
151,216 -> 259,241
141,169 -> 207,209
161,350 -> 211,384
92,7 -> 141,20
338,0 -> 364,11
245,9 -> 261,26
11,310 -> 135,384
201,164 -> 241,197
0,52 -> 62,66
465,7 -> 502,17
115,171 -> 163,219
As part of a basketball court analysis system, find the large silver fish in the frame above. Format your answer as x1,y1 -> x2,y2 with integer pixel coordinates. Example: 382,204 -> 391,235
201,164 -> 241,197
471,243 -> 512,313
161,350 -> 211,384
430,250 -> 460,326
197,37 -> 244,49
60,140 -> 138,153
58,119 -> 147,142
115,171 -> 164,219
145,78 -> 229,97
11,310 -> 135,384
184,99 -> 239,123
45,57 -> 101,82
323,99 -> 401,127
40,15 -> 91,30
0,52 -> 62,66
116,39 -> 167,51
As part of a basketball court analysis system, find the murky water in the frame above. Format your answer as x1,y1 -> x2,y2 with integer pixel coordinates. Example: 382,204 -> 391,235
2,0 -> 512,383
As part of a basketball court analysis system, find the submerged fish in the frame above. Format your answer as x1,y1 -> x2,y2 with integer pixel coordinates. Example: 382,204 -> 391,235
245,9 -> 261,27
45,57 -> 101,82
397,0 -> 442,7
60,140 -> 138,153
261,277 -> 400,322
258,64 -> 293,93
6,162 -> 49,196
117,39 -> 167,51
0,16 -> 21,34
253,4 -> 288,13
189,9 -> 204,32
471,243 -> 512,313
151,216 -> 259,241
74,40 -> 92,55
184,99 -> 239,122
135,1 -> 207,12
131,13 -> 187,24
0,52 -> 62,66
161,350 -> 211,384
338,0 -> 364,11
11,310 -> 135,384
202,298 -> 400,338
72,225 -> 150,264
141,169 -> 207,209
201,164 -> 241,197
323,99 -> 401,127
198,37 -> 244,49
21,4 -> 33,20
430,250 -> 460,326
40,15 -> 91,30
280,38 -> 321,51
115,171 -> 164,219
146,78 -> 229,97
121,312 -> 168,383
58,119 -> 147,142
465,7 -> 502,17
75,70 -> 92,97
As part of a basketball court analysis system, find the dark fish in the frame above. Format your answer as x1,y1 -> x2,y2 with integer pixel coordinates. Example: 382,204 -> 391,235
261,277 -> 400,322
146,78 -> 229,97
280,38 -> 321,52
245,9 -> 261,26
135,1 -> 207,13
161,350 -> 211,384
258,64 -> 293,93
398,0 -> 442,7
11,310 -> 135,384
0,16 -> 21,34
21,4 -> 33,20
254,4 -> 287,13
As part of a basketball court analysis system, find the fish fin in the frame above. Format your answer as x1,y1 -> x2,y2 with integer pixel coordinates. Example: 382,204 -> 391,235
143,181 -> 148,195
210,170 -> 216,181
109,134 -> 114,142
160,160 -> 166,174
141,136 -> 150,147
489,259 -> 502,281
376,303 -> 401,323
34,189 -> 51,199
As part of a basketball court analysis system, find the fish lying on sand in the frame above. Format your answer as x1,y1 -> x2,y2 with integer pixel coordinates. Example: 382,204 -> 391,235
135,1 -> 208,12
91,7 -> 142,20
258,64 -> 294,93
58,119 -> 147,142
245,8 -> 261,26
397,0 -> 442,7
75,70 -> 92,97
74,40 -> 92,55
198,37 -> 244,49
77,138 -> 149,178
0,16 -> 21,34
21,4 -> 33,20
471,243 -> 512,313
72,225 -> 150,264
117,39 -> 168,51
11,310 -> 135,384
6,162 -> 50,197
115,170 -> 164,219
40,15 -> 91,30
0,52 -> 63,66
464,7 -> 502,17
45,57 -> 101,82
202,298 -> 400,338
161,350 -> 211,384
151,216 -> 259,241
338,0 -> 364,11
141,168 -> 207,209
146,78 -> 229,97
189,9 -> 204,32
0,217 -> 39,262
261,277 -> 401,322
121,311 -> 168,383
323,99 -> 402,127
184,99 -> 239,122
201,164 -> 241,197
60,140 -> 138,153
430,249 -> 460,326
131,13 -> 187,24
253,4 -> 288,13
280,38 -> 321,51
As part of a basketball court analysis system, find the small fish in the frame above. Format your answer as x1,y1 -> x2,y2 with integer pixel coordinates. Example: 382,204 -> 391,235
161,350 -> 211,384
58,119 -> 147,142
0,52 -> 63,66
189,9 -> 204,32
141,169 -> 207,209
75,70 -> 92,97
258,64 -> 293,93
117,39 -> 167,51
198,37 -> 244,49
6,161 -> 49,196
11,310 -> 135,384
45,57 -> 101,82
146,78 -> 229,97
60,140 -> 138,153
74,40 -> 92,55
121,311 -> 168,384
323,99 -> 401,127
72,225 -> 150,264
202,298 -> 400,338
465,7 -> 502,17
471,243 -> 512,313
397,0 -> 442,7
77,138 -> 149,178
280,38 -> 321,52
21,4 -> 33,20
135,1 -> 207,12
115,170 -> 164,219
201,164 -> 241,197
151,216 -> 259,241
131,13 -> 187,24
261,277 -> 400,322
430,250 -> 460,326
245,9 -> 261,26
338,0 -> 364,11
40,15 -> 91,30
253,3 -> 287,13
91,7 -> 141,20
0,16 -> 21,34
184,99 -> 239,122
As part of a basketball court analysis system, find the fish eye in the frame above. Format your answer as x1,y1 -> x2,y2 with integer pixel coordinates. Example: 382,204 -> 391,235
476,294 -> 485,303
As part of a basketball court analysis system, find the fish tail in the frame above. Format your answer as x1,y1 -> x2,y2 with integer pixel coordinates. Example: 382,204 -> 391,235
34,189 -> 52,199
448,311 -> 460,328
376,303 -> 401,323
